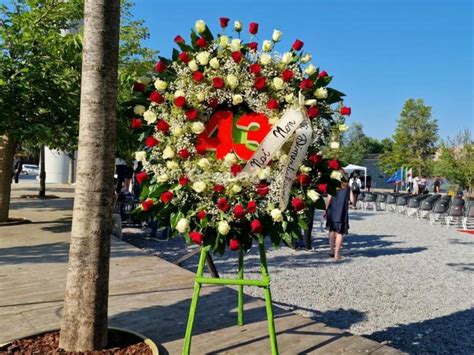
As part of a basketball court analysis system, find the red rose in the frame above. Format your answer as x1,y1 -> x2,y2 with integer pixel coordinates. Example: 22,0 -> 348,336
328,159 -> 340,170
317,183 -> 328,193
308,154 -> 322,165
220,17 -> 230,28
178,176 -> 189,186
340,106 -> 351,116
195,143 -> 207,155
154,61 -> 167,73
231,51 -> 242,63
249,63 -> 261,75
256,182 -> 269,196
192,71 -> 204,82
141,199 -> 154,212
174,35 -> 185,43
250,219 -> 264,234
174,96 -> 186,108
208,98 -> 218,109
178,149 -> 190,159
254,76 -> 266,91
214,184 -> 225,193
178,51 -> 190,63
156,119 -> 170,133
247,42 -> 258,51
292,39 -> 304,51
281,69 -> 293,82
246,200 -> 257,213
149,91 -> 164,104
185,109 -> 198,121
133,82 -> 145,92
145,136 -> 159,148
291,197 -> 305,211
230,164 -> 242,176
229,239 -> 240,251
298,174 -> 311,186
233,204 -> 246,219
160,191 -> 174,204
135,171 -> 148,184
212,77 -> 225,89
318,70 -> 328,78
131,118 -> 142,129
307,106 -> 320,119
299,79 -> 314,91
217,197 -> 230,212
249,22 -> 259,35
267,99 -> 279,110
189,231 -> 203,245
196,210 -> 207,220
196,37 -> 207,48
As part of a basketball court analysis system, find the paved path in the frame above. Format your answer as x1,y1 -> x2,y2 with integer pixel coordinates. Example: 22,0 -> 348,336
0,183 -> 401,354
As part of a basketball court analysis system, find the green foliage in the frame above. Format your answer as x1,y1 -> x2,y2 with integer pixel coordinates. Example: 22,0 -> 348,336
379,98 -> 438,175
434,129 -> 474,192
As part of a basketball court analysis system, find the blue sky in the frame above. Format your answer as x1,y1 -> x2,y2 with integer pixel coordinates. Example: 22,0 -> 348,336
132,0 -> 473,140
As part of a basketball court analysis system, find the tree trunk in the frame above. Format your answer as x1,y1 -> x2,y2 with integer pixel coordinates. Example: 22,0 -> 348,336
0,134 -> 15,222
39,146 -> 46,197
68,152 -> 76,184
59,0 -> 121,351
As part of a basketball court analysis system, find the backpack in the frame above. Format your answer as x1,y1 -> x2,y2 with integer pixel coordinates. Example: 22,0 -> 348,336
351,179 -> 360,193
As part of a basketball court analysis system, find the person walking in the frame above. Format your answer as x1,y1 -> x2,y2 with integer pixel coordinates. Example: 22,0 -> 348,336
325,178 -> 350,260
12,154 -> 23,183
348,172 -> 362,208
433,176 -> 442,193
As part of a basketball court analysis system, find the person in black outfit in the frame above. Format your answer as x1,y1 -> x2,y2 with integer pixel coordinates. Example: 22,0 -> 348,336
366,175 -> 372,192
325,179 -> 350,260
433,176 -> 441,193
12,155 -> 23,183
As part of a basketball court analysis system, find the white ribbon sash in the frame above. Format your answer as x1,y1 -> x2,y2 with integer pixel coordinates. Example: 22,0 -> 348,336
242,97 -> 313,210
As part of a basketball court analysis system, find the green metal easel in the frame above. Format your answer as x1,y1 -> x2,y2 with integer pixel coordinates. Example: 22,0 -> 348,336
182,238 -> 279,354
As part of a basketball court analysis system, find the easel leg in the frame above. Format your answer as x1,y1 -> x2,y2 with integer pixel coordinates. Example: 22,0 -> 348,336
259,240 -> 279,355
237,246 -> 244,326
182,246 -> 208,355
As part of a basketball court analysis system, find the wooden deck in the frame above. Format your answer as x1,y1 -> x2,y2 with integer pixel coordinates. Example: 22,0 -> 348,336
0,183 -> 402,354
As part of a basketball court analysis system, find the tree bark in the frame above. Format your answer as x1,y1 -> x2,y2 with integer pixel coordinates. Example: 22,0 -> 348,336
0,134 -> 15,222
39,146 -> 46,197
59,0 -> 121,351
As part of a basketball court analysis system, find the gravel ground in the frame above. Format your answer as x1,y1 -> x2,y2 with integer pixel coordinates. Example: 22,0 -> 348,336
123,210 -> 474,354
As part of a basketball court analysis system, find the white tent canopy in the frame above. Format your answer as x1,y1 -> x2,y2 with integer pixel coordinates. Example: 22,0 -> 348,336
343,164 -> 367,190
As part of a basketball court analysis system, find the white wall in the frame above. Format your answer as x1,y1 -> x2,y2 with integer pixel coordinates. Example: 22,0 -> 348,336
43,147 -> 76,183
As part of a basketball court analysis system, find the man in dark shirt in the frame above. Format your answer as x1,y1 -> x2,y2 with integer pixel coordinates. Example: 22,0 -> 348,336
12,155 -> 23,183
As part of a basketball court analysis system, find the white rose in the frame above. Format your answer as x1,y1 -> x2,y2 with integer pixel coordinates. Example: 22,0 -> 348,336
188,60 -> 198,72
272,30 -> 282,42
268,117 -> 279,125
305,64 -> 317,75
174,90 -> 185,98
231,38 -> 242,51
271,208 -> 283,222
232,94 -> 243,105
154,79 -> 167,91
262,40 -> 273,52
191,121 -> 205,134
192,181 -> 206,193
257,167 -> 271,180
226,74 -> 239,89
314,87 -> 328,99
234,20 -> 242,32
135,151 -> 146,162
196,92 -> 206,102
299,165 -> 312,174
301,53 -> 312,63
172,126 -> 183,137
133,105 -> 146,116
209,57 -> 220,69
331,170 -> 343,181
232,184 -> 242,193
304,99 -> 317,106
330,141 -> 340,150
139,76 -> 151,85
176,218 -> 189,233
273,77 -> 284,90
281,52 -> 293,64
166,161 -> 179,170
307,190 -> 320,202
143,110 -> 157,124
260,53 -> 272,65
285,93 -> 295,103
219,35 -> 229,48
224,153 -> 238,166
196,52 -> 210,66
157,174 -> 169,183
195,20 -> 206,34
218,220 -> 230,235
197,158 -> 211,170
163,146 -> 175,159
338,124 -> 349,132
279,154 -> 288,163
